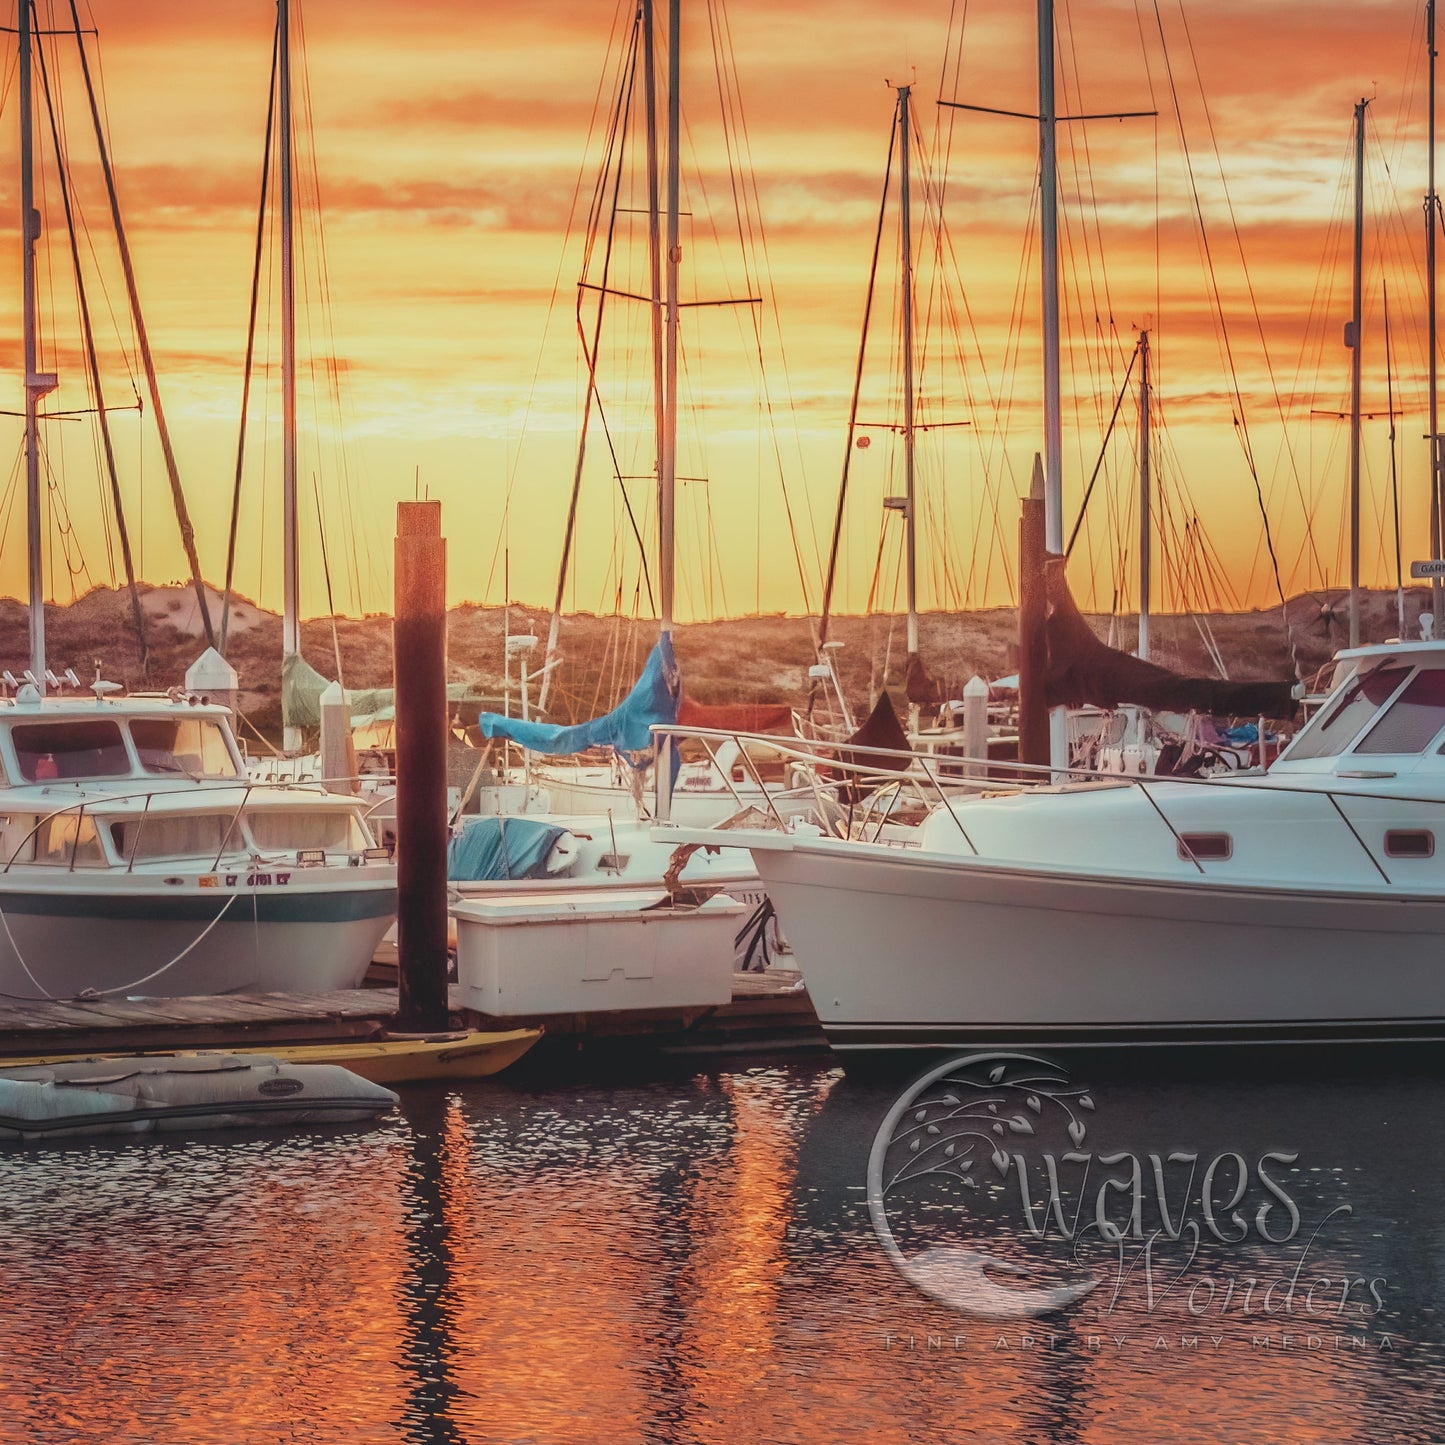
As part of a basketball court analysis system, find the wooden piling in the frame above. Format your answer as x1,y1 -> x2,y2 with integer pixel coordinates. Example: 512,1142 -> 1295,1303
1018,454 -> 1050,770
393,501 -> 450,1034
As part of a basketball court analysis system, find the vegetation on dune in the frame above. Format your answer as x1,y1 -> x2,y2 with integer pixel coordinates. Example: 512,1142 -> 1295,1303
0,583 -> 1416,745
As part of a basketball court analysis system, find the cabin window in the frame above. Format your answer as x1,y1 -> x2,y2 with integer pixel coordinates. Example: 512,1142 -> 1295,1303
11,720 -> 130,781
1355,670 -> 1445,754
110,813 -> 240,863
1179,833 -> 1232,862
130,718 -> 240,779
1284,666 -> 1410,761
34,813 -> 106,867
245,810 -> 369,854
1384,830 -> 1434,859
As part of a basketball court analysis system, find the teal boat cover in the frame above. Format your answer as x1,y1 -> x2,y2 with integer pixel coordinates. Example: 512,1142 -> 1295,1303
447,817 -> 571,882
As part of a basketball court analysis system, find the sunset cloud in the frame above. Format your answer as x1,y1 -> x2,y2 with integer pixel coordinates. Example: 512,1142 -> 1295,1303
0,0 -> 1437,631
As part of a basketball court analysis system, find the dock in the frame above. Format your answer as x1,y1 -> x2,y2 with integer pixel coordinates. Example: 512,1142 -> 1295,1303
0,971 -> 825,1063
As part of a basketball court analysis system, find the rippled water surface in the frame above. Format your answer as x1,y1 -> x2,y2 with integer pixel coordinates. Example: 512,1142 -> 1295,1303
0,1055 -> 1441,1443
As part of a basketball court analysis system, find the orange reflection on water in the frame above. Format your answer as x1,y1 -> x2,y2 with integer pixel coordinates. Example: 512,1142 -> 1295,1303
0,1134 -> 415,1445
434,1091 -> 688,1442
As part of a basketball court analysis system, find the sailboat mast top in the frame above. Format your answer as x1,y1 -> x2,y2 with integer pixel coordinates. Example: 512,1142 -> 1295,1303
1430,0 -> 1442,613
658,0 -> 681,638
897,84 -> 919,658
1138,330 -> 1151,662
646,0 -> 668,636
280,0 -> 300,682
1037,0 -> 1069,773
1038,0 -> 1063,558
20,0 -> 47,689
1349,97 -> 1368,650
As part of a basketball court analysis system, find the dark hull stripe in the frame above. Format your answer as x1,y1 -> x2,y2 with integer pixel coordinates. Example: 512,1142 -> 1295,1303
0,887 -> 396,925
825,1017 -> 1445,1050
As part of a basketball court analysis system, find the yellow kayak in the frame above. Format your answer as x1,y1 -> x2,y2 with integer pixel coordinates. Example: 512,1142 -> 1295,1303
0,1029 -> 542,1087
266,1029 -> 542,1083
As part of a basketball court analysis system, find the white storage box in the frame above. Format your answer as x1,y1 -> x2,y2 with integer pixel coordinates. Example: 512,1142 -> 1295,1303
451,888 -> 745,1017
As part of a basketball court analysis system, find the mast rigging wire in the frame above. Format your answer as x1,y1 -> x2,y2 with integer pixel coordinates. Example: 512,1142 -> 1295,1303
222,14 -> 280,657
66,0 -> 216,649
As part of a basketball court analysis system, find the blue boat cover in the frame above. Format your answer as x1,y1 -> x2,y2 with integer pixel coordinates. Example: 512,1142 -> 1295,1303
447,817 -> 572,882
474,635 -> 680,767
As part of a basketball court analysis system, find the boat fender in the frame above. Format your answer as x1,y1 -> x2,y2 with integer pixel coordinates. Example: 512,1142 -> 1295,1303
714,739 -> 741,781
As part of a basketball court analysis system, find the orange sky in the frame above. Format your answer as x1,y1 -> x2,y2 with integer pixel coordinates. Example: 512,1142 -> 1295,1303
1,0 -> 1441,623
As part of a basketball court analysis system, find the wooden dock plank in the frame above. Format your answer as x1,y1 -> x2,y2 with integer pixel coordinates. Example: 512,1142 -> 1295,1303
0,974 -> 823,1060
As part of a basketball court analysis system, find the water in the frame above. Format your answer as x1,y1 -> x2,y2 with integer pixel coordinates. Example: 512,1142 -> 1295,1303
0,1054 -> 1440,1444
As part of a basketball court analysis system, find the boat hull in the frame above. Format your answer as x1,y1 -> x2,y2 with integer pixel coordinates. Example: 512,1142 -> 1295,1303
751,838 -> 1445,1052
0,876 -> 396,999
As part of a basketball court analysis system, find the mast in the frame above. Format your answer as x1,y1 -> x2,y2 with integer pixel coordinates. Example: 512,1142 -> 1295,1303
1385,280 -> 1406,636
538,5 -> 649,714
1349,97 -> 1367,649
659,0 -> 679,639
1431,0 -> 1442,615
1038,0 -> 1067,769
280,0 -> 302,750
19,0 -> 54,689
897,84 -> 919,659
1137,329 -> 1151,661
645,0 -> 667,643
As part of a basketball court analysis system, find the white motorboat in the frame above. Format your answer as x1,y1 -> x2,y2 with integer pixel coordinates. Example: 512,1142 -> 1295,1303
0,3 -> 395,1004
656,639 -> 1445,1054
0,689 -> 395,1001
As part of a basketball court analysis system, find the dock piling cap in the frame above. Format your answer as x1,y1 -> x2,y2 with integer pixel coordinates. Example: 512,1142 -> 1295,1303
397,500 -> 442,536
185,646 -> 239,693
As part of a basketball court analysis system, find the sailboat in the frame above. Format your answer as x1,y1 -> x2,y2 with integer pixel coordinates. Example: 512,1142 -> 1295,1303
470,0 -> 807,832
653,0 -> 1445,1058
0,1 -> 395,1001
448,0 -> 790,1000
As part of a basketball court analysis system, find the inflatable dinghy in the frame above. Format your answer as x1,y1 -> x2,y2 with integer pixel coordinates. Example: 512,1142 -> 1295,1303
0,1054 -> 398,1141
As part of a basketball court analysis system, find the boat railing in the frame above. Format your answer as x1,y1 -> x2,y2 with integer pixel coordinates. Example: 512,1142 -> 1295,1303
651,724 -> 1432,884
0,774 -> 387,875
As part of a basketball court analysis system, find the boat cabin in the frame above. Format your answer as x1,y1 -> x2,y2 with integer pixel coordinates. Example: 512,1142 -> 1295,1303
0,695 -> 243,786
1272,641 -> 1445,778
0,694 -> 378,872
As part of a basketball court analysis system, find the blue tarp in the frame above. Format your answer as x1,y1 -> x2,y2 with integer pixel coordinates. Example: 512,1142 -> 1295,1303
1221,723 -> 1278,745
474,635 -> 680,767
447,817 -> 572,882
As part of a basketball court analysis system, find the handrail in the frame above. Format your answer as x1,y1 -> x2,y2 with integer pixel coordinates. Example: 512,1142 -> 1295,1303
650,722 -> 1444,887
650,723 -> 1445,812
210,780 -> 255,870
0,772 -> 383,875
124,791 -> 154,874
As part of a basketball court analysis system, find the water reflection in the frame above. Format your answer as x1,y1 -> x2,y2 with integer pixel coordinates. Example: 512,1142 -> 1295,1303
0,1059 -> 1437,1443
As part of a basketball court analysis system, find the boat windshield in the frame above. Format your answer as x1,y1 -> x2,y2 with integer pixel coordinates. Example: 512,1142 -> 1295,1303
1355,669 -> 1445,754
130,718 -> 240,779
11,720 -> 131,781
245,810 -> 370,853
1283,665 -> 1410,761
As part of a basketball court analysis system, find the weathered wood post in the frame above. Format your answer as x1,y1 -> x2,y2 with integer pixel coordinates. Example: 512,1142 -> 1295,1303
1018,454 -> 1050,772
394,500 -> 450,1034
